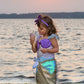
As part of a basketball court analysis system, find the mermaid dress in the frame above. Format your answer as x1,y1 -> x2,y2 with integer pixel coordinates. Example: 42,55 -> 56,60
33,34 -> 59,84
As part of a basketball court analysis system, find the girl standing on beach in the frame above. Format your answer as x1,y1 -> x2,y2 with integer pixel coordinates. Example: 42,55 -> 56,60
30,14 -> 59,84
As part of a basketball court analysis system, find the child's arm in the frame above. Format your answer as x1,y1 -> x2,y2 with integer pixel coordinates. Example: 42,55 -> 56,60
31,42 -> 37,53
40,37 -> 59,53
47,37 -> 59,53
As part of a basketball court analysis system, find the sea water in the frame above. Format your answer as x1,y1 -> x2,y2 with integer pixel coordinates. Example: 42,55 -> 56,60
0,19 -> 84,84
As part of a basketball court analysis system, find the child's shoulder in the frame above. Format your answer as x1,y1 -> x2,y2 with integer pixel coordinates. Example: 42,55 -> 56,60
48,34 -> 59,46
48,34 -> 59,40
37,35 -> 42,40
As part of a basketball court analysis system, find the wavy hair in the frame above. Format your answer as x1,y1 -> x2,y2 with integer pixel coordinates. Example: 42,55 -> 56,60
36,14 -> 58,36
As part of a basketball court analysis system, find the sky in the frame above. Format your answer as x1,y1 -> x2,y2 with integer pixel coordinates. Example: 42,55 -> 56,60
0,0 -> 84,14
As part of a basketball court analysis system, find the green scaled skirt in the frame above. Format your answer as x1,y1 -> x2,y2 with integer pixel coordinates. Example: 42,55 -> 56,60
36,58 -> 57,84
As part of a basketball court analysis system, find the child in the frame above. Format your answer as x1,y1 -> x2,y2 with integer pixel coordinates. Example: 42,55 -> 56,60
30,14 -> 59,84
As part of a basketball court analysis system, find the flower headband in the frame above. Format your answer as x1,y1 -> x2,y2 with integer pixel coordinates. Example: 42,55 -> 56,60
35,15 -> 49,27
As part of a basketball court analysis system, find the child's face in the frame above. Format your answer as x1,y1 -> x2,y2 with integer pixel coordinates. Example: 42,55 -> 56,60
38,24 -> 48,36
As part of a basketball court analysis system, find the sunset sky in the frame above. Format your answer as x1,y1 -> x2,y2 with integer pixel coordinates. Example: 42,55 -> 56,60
0,0 -> 84,14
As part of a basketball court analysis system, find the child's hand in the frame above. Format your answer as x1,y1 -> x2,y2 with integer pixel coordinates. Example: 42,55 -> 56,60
30,37 -> 35,45
40,48 -> 47,53
30,33 -> 35,45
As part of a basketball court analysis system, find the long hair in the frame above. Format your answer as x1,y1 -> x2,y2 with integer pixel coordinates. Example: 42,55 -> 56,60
36,14 -> 58,36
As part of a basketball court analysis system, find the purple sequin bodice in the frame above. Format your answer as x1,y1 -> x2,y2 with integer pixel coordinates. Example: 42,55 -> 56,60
37,39 -> 51,50
36,36 -> 54,60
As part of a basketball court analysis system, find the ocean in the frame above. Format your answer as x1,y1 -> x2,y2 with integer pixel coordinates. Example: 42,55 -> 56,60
0,19 -> 84,84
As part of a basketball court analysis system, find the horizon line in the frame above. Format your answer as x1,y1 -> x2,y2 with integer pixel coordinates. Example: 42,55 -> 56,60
0,11 -> 84,14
